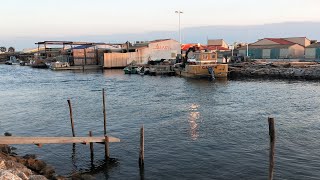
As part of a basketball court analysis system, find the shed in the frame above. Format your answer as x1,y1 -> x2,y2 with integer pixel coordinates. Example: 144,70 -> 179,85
238,44 -> 304,59
72,45 -> 97,65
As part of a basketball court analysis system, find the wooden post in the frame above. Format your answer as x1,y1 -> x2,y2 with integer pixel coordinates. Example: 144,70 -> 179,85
139,125 -> 144,167
268,117 -> 275,180
89,131 -> 94,163
268,117 -> 275,142
104,136 -> 109,160
102,88 -> 107,135
67,99 -> 75,137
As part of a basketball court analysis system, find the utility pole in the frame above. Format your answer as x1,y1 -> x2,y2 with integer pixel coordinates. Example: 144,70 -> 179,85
175,10 -> 183,44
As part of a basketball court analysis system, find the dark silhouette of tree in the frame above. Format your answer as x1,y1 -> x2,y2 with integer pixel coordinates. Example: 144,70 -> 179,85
8,47 -> 15,53
0,47 -> 6,52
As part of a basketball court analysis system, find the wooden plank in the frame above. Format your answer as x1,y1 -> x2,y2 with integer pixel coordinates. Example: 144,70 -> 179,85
0,136 -> 120,145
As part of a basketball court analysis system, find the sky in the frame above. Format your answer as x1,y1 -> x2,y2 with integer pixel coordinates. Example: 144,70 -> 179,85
1,0 -> 319,37
1,0 -> 320,49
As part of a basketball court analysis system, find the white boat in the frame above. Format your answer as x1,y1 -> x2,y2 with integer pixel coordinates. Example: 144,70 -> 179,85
5,56 -> 19,65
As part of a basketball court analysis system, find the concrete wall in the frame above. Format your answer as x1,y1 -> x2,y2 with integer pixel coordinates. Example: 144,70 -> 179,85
207,39 -> 229,48
305,48 -> 316,59
148,39 -> 180,62
288,44 -> 305,58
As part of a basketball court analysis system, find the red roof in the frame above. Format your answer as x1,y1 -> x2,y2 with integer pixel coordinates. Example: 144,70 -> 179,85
181,44 -> 207,51
181,44 -> 229,51
265,38 -> 295,45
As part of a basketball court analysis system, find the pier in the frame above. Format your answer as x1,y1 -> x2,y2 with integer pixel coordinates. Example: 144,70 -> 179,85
0,136 -> 120,145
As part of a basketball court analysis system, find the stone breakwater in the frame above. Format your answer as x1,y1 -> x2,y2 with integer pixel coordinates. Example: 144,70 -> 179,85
229,62 -> 320,80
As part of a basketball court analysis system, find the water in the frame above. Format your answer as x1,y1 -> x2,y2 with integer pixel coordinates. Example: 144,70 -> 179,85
1,65 -> 320,179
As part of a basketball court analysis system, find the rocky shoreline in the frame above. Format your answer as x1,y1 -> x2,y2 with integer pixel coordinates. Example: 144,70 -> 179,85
0,135 -> 95,180
229,61 -> 320,80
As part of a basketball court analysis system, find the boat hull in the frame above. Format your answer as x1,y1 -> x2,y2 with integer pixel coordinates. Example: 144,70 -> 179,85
175,64 -> 228,78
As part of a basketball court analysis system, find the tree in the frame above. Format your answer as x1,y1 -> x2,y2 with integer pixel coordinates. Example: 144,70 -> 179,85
8,47 -> 15,53
0,47 -> 6,52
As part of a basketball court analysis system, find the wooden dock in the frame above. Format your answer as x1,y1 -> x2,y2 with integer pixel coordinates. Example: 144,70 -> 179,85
0,136 -> 120,145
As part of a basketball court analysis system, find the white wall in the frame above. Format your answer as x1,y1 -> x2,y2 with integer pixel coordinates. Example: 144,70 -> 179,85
148,39 -> 180,62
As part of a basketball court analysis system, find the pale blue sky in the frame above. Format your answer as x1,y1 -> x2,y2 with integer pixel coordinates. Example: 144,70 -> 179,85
1,0 -> 319,38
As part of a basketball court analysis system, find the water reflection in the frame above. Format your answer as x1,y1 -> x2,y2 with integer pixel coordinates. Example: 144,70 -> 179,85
188,104 -> 200,140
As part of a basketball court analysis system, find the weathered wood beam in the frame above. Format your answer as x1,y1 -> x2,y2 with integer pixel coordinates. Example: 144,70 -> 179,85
0,136 -> 120,145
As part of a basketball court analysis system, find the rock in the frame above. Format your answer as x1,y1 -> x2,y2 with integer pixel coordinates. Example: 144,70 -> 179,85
4,132 -> 12,136
0,169 -> 22,180
26,159 -> 47,171
23,154 -> 37,159
40,165 -> 55,179
29,175 -> 48,180
5,160 -> 27,169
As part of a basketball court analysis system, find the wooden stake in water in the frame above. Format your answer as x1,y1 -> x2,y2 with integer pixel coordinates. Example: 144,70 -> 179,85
139,125 -> 145,167
67,99 -> 75,137
268,117 -> 275,142
103,88 -> 107,135
105,136 -> 110,160
268,117 -> 275,180
89,131 -> 94,163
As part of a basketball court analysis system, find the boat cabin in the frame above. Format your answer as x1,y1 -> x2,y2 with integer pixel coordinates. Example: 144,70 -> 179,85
187,52 -> 218,65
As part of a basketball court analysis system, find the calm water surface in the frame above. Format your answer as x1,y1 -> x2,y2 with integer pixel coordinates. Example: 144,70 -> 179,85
1,65 -> 320,179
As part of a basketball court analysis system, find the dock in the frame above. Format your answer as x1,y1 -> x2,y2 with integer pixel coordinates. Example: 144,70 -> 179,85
0,136 -> 120,145
51,65 -> 103,71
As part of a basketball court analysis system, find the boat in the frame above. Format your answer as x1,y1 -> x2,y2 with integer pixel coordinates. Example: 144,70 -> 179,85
5,56 -> 20,65
175,51 -> 228,79
123,65 -> 138,74
30,59 -> 48,68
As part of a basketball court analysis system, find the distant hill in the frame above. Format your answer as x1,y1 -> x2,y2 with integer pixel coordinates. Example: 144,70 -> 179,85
2,22 -> 320,50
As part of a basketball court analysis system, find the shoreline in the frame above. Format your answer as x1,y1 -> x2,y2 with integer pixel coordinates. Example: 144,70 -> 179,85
229,62 -> 320,80
0,143 -> 95,180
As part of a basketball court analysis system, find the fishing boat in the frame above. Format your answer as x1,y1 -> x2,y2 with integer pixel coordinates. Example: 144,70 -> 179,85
175,51 -> 228,79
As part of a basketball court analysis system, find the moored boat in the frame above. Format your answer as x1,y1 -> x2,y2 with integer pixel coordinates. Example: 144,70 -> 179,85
175,51 -> 228,79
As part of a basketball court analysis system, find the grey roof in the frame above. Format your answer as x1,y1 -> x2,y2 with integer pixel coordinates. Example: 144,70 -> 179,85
238,44 -> 300,50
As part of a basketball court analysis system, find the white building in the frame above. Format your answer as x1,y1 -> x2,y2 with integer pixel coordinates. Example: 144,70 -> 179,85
104,39 -> 181,68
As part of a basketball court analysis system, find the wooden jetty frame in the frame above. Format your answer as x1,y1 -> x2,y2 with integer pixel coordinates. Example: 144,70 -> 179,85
0,136 -> 120,145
